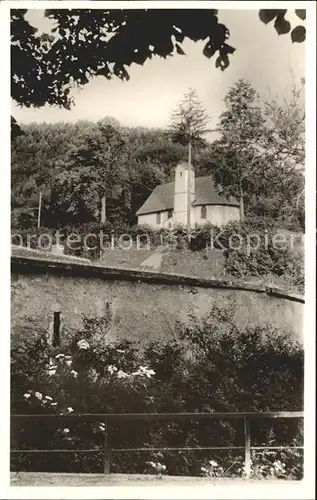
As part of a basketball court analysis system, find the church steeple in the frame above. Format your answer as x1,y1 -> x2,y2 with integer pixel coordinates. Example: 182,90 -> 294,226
173,162 -> 195,228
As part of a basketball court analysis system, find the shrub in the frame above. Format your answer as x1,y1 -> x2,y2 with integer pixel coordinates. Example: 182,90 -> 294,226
11,303 -> 303,477
11,218 -> 304,293
11,226 -> 55,250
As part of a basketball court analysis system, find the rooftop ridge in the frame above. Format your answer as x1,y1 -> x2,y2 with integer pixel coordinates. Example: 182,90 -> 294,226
136,175 -> 239,216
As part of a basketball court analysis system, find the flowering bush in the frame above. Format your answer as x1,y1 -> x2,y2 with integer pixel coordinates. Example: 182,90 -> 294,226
200,448 -> 303,480
11,304 -> 303,477
147,460 -> 167,478
201,459 -> 225,478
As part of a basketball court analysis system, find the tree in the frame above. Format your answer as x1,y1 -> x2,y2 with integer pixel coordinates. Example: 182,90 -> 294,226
11,121 -> 176,228
133,131 -> 186,178
51,121 -> 129,225
259,9 -> 306,42
211,79 -> 265,222
11,116 -> 24,141
263,80 -> 305,170
128,159 -> 166,224
11,307 -> 303,476
168,88 -> 211,153
210,79 -> 305,225
45,120 -> 173,227
261,80 -> 305,225
168,88 -> 210,229
10,9 -> 305,111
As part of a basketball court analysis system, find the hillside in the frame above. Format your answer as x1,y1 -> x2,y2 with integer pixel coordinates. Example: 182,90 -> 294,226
97,228 -> 304,295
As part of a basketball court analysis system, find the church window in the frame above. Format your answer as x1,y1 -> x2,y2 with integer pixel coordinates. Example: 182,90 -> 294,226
201,206 -> 207,219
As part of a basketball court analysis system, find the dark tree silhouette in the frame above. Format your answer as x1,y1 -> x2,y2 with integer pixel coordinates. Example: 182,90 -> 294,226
11,9 -> 305,110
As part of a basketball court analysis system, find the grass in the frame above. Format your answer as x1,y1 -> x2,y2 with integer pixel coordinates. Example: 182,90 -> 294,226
95,244 -> 304,294
96,245 -> 227,278
160,247 -> 227,279
14,227 -> 303,294
97,247 -> 154,269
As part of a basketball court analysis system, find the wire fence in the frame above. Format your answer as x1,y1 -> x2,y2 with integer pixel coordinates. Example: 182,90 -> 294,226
11,411 -> 303,478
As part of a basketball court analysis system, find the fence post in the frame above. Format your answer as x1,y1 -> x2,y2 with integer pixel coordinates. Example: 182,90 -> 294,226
244,417 -> 251,479
103,417 -> 111,474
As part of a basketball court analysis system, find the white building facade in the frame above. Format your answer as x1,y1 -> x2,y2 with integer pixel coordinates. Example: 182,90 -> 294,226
137,162 -> 240,228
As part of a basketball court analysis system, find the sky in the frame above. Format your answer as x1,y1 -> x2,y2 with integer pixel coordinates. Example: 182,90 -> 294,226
12,8 -> 305,132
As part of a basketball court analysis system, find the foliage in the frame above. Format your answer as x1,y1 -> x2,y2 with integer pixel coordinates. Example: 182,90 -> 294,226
11,9 -> 305,112
186,220 -> 304,291
201,449 -> 303,480
50,120 -> 129,224
260,81 -> 305,224
11,8 -> 235,109
11,304 -> 303,477
11,116 -> 25,141
211,79 -> 267,222
146,460 -> 167,478
225,244 -> 304,288
168,88 -> 211,148
11,217 -> 304,293
263,80 -> 305,169
11,207 -> 38,229
11,117 -> 304,233
208,79 -> 304,225
258,9 -> 306,42
11,121 -> 175,228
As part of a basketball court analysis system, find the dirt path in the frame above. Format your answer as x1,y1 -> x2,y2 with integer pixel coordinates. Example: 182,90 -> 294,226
139,248 -> 166,270
10,472 -> 301,487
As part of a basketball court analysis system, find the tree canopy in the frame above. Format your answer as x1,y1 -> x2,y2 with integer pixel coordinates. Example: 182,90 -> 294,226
209,79 -> 304,223
168,88 -> 211,148
211,79 -> 265,222
11,121 -> 185,227
11,77 -> 305,231
11,8 -> 306,112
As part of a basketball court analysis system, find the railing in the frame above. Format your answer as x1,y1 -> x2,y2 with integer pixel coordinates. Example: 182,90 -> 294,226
11,411 -> 303,478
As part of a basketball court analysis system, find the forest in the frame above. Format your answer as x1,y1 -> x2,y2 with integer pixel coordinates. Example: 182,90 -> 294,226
11,80 -> 305,232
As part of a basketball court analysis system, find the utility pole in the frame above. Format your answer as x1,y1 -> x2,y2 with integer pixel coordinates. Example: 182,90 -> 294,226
101,195 -> 106,225
100,194 -> 106,262
37,191 -> 42,229
187,141 -> 192,233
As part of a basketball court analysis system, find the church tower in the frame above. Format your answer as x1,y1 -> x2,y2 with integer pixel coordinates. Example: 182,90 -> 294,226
173,162 -> 195,227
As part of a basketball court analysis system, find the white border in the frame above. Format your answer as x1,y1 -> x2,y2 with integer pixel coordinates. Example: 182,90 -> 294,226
1,1 -> 316,499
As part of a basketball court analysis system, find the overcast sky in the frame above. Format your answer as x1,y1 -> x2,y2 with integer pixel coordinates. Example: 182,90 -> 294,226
12,8 -> 305,132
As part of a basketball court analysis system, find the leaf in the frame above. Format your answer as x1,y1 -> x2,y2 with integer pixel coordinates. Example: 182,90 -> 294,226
291,26 -> 306,43
174,31 -> 185,44
11,116 -> 24,140
203,41 -> 215,59
153,39 -> 174,58
175,43 -> 185,55
274,14 -> 291,36
258,10 -> 281,25
133,49 -> 148,65
98,64 -> 110,76
220,43 -> 236,56
215,54 -> 229,71
295,10 -> 306,21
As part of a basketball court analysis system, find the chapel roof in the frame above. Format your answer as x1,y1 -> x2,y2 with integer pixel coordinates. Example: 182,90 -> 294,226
136,176 -> 239,216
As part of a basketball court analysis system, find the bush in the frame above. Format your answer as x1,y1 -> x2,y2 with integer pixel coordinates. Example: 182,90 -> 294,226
11,226 -> 55,250
11,304 -> 303,477
11,218 -> 304,294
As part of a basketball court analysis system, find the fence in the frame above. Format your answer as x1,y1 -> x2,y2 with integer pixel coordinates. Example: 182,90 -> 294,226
11,411 -> 303,478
